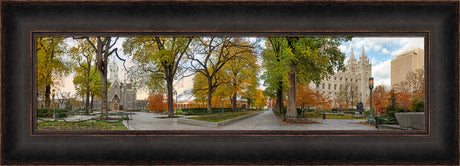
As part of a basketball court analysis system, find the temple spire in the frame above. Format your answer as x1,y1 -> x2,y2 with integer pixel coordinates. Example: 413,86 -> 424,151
361,46 -> 366,58
350,44 -> 356,62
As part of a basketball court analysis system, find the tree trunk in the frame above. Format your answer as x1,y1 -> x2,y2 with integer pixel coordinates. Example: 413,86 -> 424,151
90,93 -> 94,112
85,59 -> 91,114
96,38 -> 108,119
166,78 -> 174,118
286,63 -> 298,118
207,78 -> 213,114
100,70 -> 108,118
45,85 -> 51,108
276,82 -> 284,114
85,74 -> 90,115
232,94 -> 237,111
247,98 -> 251,109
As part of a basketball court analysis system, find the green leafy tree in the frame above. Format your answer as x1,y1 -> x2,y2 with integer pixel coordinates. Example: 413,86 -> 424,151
37,37 -> 71,108
261,38 -> 290,114
285,37 -> 348,118
262,37 -> 348,118
411,99 -> 424,112
73,67 -> 102,113
70,39 -> 97,114
74,37 -> 123,119
123,37 -> 193,118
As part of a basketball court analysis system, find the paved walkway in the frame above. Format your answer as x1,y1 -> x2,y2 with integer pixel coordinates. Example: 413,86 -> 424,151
124,110 -> 377,130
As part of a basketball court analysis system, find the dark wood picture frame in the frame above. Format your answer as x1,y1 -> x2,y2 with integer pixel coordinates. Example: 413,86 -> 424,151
1,1 -> 458,165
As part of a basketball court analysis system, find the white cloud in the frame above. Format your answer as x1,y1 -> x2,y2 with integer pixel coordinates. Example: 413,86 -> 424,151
370,58 -> 377,65
375,78 -> 391,90
338,45 -> 347,53
373,45 -> 382,51
390,38 -> 424,57
382,48 -> 390,54
372,59 -> 391,80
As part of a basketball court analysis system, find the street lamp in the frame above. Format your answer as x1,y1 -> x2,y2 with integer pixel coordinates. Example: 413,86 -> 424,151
52,89 -> 56,119
367,77 -> 375,124
221,98 -> 224,113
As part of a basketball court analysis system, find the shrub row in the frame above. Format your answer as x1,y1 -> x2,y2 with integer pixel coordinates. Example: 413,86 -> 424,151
181,107 -> 236,115
374,116 -> 398,125
37,108 -> 69,118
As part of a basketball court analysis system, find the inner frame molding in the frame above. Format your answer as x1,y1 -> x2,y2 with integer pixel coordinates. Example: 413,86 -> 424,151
2,1 -> 458,165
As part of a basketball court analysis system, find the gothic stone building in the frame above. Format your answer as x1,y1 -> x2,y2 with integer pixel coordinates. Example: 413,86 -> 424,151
107,60 -> 137,111
310,45 -> 372,108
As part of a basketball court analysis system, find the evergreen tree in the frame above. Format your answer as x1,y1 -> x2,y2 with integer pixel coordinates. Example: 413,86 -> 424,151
386,89 -> 400,118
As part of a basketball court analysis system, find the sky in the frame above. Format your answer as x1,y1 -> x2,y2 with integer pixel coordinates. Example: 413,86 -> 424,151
339,37 -> 424,90
57,37 -> 424,101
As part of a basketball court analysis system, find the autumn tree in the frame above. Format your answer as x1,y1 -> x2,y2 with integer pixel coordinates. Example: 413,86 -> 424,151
37,37 -> 71,108
366,85 -> 390,116
395,91 -> 412,111
147,93 -> 167,113
336,82 -> 359,110
74,37 -> 123,119
217,46 -> 259,111
70,39 -> 97,114
393,69 -> 424,112
188,37 -> 254,113
192,72 -> 210,105
123,37 -> 193,118
296,83 -> 316,111
316,94 -> 333,111
253,89 -> 267,109
393,68 -> 424,99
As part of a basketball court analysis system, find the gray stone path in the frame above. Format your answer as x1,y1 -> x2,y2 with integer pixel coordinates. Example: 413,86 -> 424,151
124,110 -> 377,130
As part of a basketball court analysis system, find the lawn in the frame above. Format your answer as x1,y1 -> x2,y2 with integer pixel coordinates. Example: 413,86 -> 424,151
37,120 -> 128,130
188,111 -> 260,122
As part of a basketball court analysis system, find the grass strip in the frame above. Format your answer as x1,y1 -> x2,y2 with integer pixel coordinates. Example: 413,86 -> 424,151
37,121 -> 128,130
187,111 -> 260,122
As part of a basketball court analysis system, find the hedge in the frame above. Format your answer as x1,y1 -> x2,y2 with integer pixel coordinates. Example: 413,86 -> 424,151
37,108 -> 69,118
181,107 -> 235,115
374,116 -> 398,124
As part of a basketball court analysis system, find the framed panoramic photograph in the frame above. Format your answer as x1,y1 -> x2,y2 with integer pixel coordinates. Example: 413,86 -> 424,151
1,1 -> 459,165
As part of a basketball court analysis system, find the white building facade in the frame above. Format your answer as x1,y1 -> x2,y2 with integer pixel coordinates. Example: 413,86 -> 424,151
310,45 -> 372,107
107,59 -> 137,111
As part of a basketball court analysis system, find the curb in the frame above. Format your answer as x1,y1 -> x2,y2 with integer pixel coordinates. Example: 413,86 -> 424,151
122,120 -> 136,130
177,112 -> 262,128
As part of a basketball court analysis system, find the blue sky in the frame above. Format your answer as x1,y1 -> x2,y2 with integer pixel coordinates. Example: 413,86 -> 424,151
339,37 -> 424,89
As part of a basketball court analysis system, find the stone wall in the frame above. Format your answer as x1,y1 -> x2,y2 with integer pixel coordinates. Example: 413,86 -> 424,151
395,112 -> 425,130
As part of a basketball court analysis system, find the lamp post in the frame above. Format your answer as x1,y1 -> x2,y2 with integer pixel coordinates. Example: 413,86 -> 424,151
367,77 -> 375,124
52,89 -> 56,119
221,98 -> 224,113
350,82 -> 354,111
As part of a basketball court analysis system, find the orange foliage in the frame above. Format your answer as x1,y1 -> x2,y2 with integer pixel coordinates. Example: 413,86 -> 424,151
367,85 -> 390,116
297,83 -> 331,110
396,92 -> 413,111
147,93 -> 168,112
